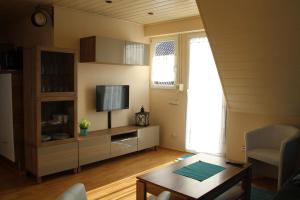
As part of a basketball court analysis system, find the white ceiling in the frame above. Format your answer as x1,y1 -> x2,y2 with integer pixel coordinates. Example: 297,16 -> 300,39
0,0 -> 199,25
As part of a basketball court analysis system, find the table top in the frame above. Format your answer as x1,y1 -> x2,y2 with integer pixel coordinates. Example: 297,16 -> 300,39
137,153 -> 251,199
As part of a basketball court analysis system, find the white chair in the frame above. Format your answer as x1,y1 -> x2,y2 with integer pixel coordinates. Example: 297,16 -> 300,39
57,183 -> 87,200
245,124 -> 300,189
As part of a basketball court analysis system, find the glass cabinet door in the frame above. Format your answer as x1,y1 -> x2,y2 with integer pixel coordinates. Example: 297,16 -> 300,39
40,51 -> 74,93
40,101 -> 74,143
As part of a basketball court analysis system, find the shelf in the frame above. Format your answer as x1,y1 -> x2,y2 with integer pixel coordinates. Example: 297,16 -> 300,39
78,125 -> 139,140
40,92 -> 76,98
42,123 -> 69,127
39,138 -> 77,147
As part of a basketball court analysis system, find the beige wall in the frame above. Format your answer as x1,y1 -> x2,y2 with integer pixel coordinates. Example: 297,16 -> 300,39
54,6 -> 150,131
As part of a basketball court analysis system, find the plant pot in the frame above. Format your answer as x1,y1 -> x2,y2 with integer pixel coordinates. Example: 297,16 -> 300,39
80,128 -> 88,136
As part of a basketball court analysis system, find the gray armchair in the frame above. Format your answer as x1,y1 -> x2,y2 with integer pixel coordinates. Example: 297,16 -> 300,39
245,124 -> 300,189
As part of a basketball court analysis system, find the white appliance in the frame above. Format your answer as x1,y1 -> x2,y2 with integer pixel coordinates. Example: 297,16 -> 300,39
0,73 -> 15,162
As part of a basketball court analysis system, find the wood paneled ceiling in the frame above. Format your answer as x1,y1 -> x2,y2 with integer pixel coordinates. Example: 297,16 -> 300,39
52,0 -> 199,24
0,0 -> 199,25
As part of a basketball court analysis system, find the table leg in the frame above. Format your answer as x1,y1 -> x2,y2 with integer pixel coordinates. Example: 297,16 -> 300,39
242,166 -> 252,200
136,180 -> 146,200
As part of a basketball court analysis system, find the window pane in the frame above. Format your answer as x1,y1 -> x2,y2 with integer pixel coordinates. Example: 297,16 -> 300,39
151,40 -> 176,87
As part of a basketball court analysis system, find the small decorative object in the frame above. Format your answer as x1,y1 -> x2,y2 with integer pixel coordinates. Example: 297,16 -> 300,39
135,106 -> 149,126
79,119 -> 91,136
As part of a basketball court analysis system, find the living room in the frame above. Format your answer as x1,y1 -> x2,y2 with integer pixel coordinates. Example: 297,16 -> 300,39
1,0 -> 300,200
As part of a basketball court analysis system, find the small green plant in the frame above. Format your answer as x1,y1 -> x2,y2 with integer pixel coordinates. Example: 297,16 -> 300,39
79,119 -> 91,129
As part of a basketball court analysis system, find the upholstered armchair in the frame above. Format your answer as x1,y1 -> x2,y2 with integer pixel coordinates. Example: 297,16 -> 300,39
245,125 -> 300,189
57,183 -> 87,200
150,191 -> 171,200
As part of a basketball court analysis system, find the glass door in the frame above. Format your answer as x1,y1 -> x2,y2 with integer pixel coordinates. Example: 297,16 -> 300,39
185,32 -> 226,156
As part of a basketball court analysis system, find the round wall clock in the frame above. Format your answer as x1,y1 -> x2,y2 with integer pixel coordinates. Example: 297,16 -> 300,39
31,10 -> 48,27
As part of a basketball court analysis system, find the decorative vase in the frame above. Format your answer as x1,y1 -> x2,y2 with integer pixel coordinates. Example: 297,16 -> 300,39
135,106 -> 149,126
80,128 -> 88,136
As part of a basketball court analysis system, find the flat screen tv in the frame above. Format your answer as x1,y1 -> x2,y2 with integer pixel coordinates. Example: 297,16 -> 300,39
96,85 -> 129,112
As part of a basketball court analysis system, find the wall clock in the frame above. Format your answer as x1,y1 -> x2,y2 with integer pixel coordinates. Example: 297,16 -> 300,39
31,9 -> 48,27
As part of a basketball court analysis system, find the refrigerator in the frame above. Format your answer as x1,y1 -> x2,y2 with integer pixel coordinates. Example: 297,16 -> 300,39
0,73 -> 15,162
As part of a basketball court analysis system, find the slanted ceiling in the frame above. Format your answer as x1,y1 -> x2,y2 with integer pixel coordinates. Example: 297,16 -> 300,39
196,0 -> 300,115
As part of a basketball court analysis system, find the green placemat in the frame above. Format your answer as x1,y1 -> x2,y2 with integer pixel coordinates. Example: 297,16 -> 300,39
174,161 -> 225,181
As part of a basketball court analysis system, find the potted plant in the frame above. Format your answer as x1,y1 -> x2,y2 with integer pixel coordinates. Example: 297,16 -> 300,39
79,119 -> 91,136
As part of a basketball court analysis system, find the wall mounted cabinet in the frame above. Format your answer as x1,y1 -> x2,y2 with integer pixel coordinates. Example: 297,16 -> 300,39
80,36 -> 149,66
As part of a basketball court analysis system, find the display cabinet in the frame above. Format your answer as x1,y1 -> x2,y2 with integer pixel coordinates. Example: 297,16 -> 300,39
23,47 -> 77,182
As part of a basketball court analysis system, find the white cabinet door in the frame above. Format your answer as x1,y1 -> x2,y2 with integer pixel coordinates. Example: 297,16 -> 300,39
137,126 -> 159,151
0,74 -> 15,162
111,137 -> 137,157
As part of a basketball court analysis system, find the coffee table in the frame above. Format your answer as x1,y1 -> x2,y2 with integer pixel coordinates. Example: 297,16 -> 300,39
136,153 -> 251,200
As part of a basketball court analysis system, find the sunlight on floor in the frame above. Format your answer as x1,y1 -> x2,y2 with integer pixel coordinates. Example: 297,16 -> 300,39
87,161 -> 175,200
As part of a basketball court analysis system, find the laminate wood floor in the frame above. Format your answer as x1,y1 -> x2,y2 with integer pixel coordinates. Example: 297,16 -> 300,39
0,148 -> 185,200
0,148 -> 277,200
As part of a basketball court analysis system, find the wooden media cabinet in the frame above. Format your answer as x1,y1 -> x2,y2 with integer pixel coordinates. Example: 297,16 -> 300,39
78,125 -> 159,168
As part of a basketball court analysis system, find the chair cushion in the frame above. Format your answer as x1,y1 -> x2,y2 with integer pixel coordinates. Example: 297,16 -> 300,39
247,148 -> 280,166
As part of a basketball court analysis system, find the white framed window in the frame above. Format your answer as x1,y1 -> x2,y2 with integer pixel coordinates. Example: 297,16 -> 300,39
150,36 -> 178,89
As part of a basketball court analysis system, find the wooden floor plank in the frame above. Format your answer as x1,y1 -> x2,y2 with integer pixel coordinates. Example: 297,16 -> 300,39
0,148 -> 185,200
0,148 -> 276,200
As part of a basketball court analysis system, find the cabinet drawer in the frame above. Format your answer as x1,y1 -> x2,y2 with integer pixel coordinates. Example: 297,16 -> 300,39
111,137 -> 137,157
79,135 -> 110,165
38,142 -> 78,176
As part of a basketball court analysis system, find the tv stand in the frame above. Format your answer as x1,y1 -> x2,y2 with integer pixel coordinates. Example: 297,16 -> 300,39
107,111 -> 111,129
78,125 -> 160,167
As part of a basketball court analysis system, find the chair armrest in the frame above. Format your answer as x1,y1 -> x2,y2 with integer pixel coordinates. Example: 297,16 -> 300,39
278,134 -> 300,189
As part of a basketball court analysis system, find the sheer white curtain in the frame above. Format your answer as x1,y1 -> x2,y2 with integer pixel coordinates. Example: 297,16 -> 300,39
185,33 -> 226,156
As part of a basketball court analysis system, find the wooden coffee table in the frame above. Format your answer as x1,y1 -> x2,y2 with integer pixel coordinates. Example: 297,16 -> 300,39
136,153 -> 251,200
